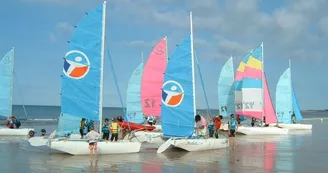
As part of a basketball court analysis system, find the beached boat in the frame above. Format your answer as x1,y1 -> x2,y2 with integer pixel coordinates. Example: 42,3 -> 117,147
0,48 -> 34,136
28,1 -> 141,155
237,126 -> 288,135
218,57 -> 246,126
234,44 -> 289,135
125,38 -> 167,143
275,60 -> 312,130
157,12 -> 229,153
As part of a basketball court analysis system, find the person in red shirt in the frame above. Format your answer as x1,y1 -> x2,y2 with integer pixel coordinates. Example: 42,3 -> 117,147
214,116 -> 222,138
237,115 -> 241,125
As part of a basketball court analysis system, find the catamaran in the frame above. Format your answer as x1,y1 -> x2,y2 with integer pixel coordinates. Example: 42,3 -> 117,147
157,12 -> 229,153
275,60 -> 312,130
217,56 -> 249,131
28,1 -> 141,155
234,44 -> 289,135
124,38 -> 167,145
0,48 -> 34,136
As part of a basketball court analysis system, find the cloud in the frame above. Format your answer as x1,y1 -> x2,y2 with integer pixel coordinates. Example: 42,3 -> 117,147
106,0 -> 328,62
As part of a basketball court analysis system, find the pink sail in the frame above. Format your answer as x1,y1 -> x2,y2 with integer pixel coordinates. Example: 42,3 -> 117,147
235,67 -> 262,81
141,38 -> 167,116
263,74 -> 277,124
235,74 -> 277,123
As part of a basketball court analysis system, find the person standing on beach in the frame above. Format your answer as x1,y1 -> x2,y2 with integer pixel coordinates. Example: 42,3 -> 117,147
228,114 -> 238,149
79,118 -> 86,139
102,118 -> 110,140
85,126 -> 100,161
110,118 -> 119,142
214,116 -> 222,138
208,117 -> 215,138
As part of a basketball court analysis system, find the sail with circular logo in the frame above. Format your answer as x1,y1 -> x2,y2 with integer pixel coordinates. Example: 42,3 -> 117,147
161,35 -> 195,137
58,3 -> 104,135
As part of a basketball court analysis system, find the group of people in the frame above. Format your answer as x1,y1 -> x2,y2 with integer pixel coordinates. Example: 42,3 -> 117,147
81,116 -> 126,161
5,116 -> 21,129
194,113 -> 239,149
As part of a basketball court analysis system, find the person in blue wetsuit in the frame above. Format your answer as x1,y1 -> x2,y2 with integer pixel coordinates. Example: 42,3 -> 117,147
102,118 -> 110,140
228,114 -> 238,149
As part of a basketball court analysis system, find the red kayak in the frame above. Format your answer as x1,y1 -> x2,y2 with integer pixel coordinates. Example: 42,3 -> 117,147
118,121 -> 156,131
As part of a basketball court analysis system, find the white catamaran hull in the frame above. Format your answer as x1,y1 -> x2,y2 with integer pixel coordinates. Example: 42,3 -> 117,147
170,138 -> 229,152
126,131 -> 165,145
277,123 -> 312,130
220,124 -> 229,131
237,126 -> 289,135
0,128 -> 34,136
29,137 -> 141,155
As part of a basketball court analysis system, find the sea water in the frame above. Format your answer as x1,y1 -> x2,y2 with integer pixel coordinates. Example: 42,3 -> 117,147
0,105 -> 327,173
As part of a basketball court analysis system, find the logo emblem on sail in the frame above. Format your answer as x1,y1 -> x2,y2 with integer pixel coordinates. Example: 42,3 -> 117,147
63,50 -> 90,79
161,80 -> 184,107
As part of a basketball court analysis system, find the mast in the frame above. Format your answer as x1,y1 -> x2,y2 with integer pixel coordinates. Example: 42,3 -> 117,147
289,59 -> 292,118
10,47 -> 14,117
99,1 -> 107,134
190,12 -> 196,116
261,42 -> 264,126
165,36 -> 168,62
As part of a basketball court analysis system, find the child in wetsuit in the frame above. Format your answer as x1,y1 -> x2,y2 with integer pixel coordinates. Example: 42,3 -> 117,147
102,118 -> 110,140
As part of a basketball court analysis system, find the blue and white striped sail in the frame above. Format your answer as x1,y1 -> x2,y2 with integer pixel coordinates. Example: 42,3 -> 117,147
59,3 -> 105,135
292,85 -> 302,121
0,49 -> 14,118
275,68 -> 293,123
161,35 -> 194,137
218,57 -> 235,117
126,63 -> 144,124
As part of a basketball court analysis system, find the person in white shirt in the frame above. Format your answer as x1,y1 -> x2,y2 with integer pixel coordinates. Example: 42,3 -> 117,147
85,126 -> 100,161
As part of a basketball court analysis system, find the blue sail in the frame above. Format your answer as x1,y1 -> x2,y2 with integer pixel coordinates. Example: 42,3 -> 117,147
57,113 -> 81,136
0,49 -> 14,118
292,85 -> 302,121
126,63 -> 144,124
161,35 -> 194,137
61,4 -> 104,121
218,57 -> 235,117
275,68 -> 293,123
